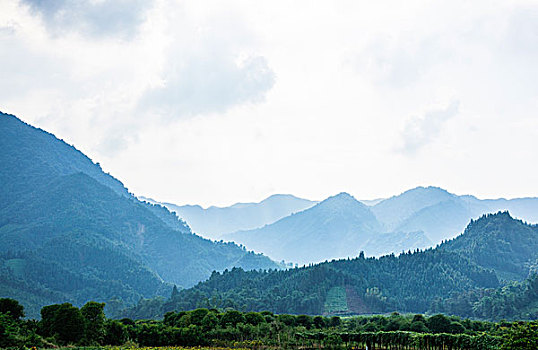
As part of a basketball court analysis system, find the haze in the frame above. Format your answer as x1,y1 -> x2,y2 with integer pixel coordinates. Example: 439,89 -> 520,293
1,0 -> 537,207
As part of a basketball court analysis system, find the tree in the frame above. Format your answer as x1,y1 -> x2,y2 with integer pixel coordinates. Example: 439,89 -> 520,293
81,301 -> 106,344
0,298 -> 24,319
245,312 -> 266,326
104,320 -> 128,345
201,312 -> 219,331
313,315 -> 327,329
502,322 -> 538,350
39,304 -> 62,338
329,316 -> 341,327
410,321 -> 429,333
427,314 -> 452,333
190,308 -> 209,326
220,310 -> 246,328
52,303 -> 85,344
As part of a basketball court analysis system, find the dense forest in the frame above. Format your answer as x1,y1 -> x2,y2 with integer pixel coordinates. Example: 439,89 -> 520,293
2,297 -> 537,350
0,112 -> 280,318
3,112 -> 538,321
119,212 -> 537,320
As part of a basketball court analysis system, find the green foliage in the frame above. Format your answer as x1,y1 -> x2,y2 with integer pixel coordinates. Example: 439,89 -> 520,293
0,112 -> 281,318
441,212 -> 538,281
245,312 -> 266,326
81,301 -> 106,345
435,273 -> 538,320
4,297 -> 538,349
0,298 -> 24,319
49,303 -> 85,344
221,310 -> 246,328
164,245 -> 499,316
501,321 -> 538,350
103,319 -> 128,345
427,314 -> 452,333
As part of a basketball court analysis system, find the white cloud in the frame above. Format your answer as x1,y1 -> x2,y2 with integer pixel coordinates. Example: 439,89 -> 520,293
140,52 -> 275,119
19,0 -> 152,38
1,0 -> 538,206
398,101 -> 460,155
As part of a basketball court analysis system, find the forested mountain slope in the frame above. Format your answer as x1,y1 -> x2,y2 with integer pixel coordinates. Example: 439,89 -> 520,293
440,212 -> 538,281
0,112 -> 279,317
143,194 -> 316,240
221,187 -> 538,265
433,273 -> 538,321
224,193 -> 431,265
164,212 -> 537,318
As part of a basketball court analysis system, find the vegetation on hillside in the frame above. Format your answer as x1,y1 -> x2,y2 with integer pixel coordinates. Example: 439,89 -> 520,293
0,112 -> 280,318
2,297 -> 538,350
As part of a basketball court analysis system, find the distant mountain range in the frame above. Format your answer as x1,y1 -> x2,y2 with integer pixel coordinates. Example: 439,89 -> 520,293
157,186 -> 538,265
165,212 -> 538,319
3,110 -> 538,318
139,194 -> 317,240
0,111 -> 279,317
224,193 -> 431,265
371,186 -> 538,244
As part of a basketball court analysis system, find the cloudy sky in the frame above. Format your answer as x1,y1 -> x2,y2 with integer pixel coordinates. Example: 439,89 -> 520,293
1,0 -> 537,207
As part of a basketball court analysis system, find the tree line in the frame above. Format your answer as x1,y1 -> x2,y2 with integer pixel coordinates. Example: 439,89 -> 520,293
1,297 -> 537,349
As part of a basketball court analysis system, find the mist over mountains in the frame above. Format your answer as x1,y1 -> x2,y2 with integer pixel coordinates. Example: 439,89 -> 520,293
164,211 -> 538,319
152,186 -> 538,265
2,110 -> 538,320
139,194 -> 317,240
0,112 -> 279,317
224,193 -> 431,265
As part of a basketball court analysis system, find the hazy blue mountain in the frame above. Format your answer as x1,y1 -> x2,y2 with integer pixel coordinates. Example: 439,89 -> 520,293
163,212 -> 537,319
371,186 -> 457,231
372,186 -> 538,244
142,194 -> 317,239
224,193 -> 430,265
461,195 -> 538,224
167,213 -> 532,317
360,230 -> 432,257
394,198 -> 474,243
0,111 -> 279,317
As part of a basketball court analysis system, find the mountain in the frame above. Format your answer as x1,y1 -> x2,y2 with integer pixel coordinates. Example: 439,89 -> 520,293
0,112 -> 279,317
441,211 -> 538,281
371,186 -> 459,232
162,212 -> 536,318
151,186 -> 538,265
224,193 -> 431,265
142,194 -> 317,239
394,198 -> 474,243
371,186 -> 538,244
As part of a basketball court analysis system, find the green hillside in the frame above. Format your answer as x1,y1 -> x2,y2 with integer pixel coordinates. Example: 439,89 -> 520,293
0,112 -> 279,317
441,211 -> 538,281
155,212 -> 538,320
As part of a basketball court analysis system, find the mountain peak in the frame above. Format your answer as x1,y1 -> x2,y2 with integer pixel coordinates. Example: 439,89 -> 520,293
405,186 -> 452,196
470,210 -> 516,227
313,192 -> 372,216
325,192 -> 356,202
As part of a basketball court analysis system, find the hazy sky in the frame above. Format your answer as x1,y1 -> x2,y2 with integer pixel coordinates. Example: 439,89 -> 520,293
1,0 -> 537,207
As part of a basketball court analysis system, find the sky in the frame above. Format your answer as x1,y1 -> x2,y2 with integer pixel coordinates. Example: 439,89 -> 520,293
1,0 -> 537,207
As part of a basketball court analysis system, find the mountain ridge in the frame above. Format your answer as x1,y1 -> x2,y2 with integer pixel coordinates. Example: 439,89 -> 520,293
224,192 -> 431,265
0,111 -> 280,317
159,212 -> 536,319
